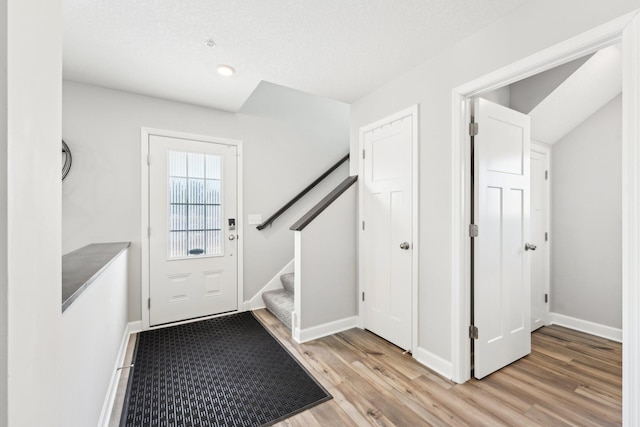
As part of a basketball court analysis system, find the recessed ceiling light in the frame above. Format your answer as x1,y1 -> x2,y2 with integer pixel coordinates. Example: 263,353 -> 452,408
216,64 -> 235,77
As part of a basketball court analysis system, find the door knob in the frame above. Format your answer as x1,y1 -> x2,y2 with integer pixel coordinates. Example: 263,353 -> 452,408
228,234 -> 236,241
525,243 -> 537,251
400,242 -> 410,250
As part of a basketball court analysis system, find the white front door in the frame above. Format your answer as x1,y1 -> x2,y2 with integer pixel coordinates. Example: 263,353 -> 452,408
530,142 -> 550,331
362,108 -> 415,351
148,135 -> 238,326
473,98 -> 531,379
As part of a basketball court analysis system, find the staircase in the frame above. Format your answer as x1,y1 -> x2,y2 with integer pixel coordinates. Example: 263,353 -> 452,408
256,154 -> 355,333
262,273 -> 294,329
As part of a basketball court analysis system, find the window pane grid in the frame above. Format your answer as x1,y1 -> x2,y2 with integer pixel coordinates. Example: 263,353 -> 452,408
169,229 -> 222,232
168,150 -> 223,258
169,203 -> 220,206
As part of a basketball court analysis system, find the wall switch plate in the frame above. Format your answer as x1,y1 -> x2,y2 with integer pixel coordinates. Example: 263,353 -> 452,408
248,214 -> 263,225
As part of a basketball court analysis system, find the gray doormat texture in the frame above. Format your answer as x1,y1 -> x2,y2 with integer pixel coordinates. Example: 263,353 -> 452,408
120,312 -> 331,426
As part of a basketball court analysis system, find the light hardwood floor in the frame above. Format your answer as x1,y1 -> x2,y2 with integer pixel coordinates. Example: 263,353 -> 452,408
112,310 -> 622,426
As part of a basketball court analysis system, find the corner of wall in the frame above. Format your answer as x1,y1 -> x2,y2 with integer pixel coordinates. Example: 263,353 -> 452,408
413,347 -> 453,380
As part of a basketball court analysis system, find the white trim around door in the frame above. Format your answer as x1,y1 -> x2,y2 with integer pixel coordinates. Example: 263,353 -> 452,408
530,140 -> 551,331
140,127 -> 244,331
357,104 -> 419,354
450,11 -> 640,426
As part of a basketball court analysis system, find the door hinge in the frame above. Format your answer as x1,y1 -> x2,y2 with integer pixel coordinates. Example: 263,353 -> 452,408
545,232 -> 548,242
469,122 -> 479,136
469,325 -> 478,339
362,292 -> 365,302
148,298 -> 151,309
469,224 -> 478,238
545,293 -> 548,303
362,149 -> 366,160
362,221 -> 365,231
545,170 -> 548,180
147,155 -> 151,165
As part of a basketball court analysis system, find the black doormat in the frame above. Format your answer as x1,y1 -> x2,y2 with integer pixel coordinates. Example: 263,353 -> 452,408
120,312 -> 331,426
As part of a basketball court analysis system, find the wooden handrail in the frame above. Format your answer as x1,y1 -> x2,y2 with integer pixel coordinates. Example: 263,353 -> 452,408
290,175 -> 357,232
256,153 -> 349,230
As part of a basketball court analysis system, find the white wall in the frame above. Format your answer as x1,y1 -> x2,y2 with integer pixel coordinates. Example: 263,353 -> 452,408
0,1 -> 7,422
295,185 -> 357,331
6,0 -> 62,425
509,54 -> 592,114
61,250 -> 128,427
483,54 -> 592,112
551,95 -> 622,328
483,54 -> 596,120
238,82 -> 350,306
480,85 -> 511,107
62,80 -> 349,321
350,0 -> 640,365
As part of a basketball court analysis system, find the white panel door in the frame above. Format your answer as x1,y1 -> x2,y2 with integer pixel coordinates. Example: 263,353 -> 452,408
363,112 -> 413,351
474,98 -> 531,379
149,135 -> 238,326
530,143 -> 550,331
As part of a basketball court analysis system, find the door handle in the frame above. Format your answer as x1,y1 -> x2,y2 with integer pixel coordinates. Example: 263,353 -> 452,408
228,234 -> 236,241
525,243 -> 537,251
400,242 -> 410,250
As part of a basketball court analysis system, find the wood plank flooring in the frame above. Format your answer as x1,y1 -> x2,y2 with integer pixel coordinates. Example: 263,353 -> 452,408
111,310 -> 622,426
254,309 -> 621,427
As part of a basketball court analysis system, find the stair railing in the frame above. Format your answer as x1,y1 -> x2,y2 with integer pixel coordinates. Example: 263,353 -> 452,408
256,153 -> 349,230
290,175 -> 357,231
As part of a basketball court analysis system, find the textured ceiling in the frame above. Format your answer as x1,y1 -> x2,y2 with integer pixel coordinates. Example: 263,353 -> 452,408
63,0 -> 531,112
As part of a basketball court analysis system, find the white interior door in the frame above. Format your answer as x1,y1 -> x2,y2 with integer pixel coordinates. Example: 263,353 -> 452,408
362,110 -> 414,351
530,142 -> 550,331
473,98 -> 531,379
149,135 -> 238,326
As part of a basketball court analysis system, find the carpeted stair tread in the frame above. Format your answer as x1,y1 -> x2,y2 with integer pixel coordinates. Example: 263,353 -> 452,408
262,289 -> 294,329
281,273 -> 295,294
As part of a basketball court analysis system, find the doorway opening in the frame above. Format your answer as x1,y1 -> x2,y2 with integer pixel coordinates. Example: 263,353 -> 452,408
470,43 -> 622,379
450,12 -> 640,425
140,128 -> 244,330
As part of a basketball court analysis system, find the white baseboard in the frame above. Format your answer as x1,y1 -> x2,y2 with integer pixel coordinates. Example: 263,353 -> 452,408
243,259 -> 294,310
127,320 -> 143,334
549,312 -> 622,342
293,315 -> 358,344
99,321 -> 141,427
413,347 -> 453,379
